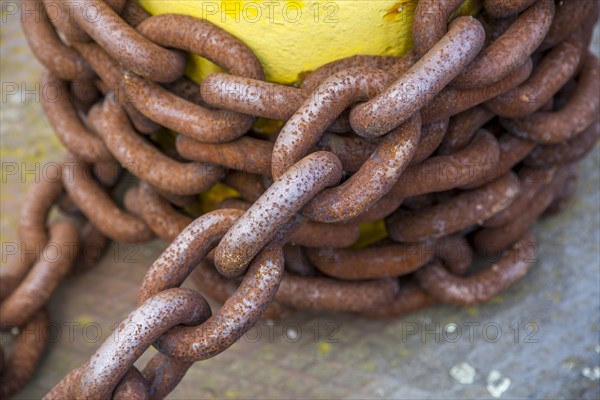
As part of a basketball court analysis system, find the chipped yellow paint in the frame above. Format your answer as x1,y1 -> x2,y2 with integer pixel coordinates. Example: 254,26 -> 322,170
317,342 -> 330,356
467,306 -> 479,317
138,0 -> 479,84
74,315 -> 96,326
258,344 -> 276,361
397,347 -> 411,357
362,360 -> 377,372
224,389 -> 240,398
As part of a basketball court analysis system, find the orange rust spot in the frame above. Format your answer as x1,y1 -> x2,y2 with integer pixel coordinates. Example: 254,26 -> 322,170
384,1 -> 413,22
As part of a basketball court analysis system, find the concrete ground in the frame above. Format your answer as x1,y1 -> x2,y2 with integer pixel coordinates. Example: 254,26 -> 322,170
1,10 -> 599,400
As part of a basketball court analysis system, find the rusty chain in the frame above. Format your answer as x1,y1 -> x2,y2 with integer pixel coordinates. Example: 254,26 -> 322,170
1,0 -> 599,398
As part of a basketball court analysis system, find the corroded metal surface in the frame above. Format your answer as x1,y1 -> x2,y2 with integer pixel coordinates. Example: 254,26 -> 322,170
1,5 -> 599,397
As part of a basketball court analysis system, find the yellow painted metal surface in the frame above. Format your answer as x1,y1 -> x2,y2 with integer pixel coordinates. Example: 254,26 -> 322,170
138,0 -> 479,84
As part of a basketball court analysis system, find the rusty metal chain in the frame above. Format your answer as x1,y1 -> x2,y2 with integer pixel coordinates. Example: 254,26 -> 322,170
2,0 -> 599,398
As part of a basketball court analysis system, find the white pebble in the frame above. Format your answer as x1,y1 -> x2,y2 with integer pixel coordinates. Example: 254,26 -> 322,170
487,370 -> 511,398
286,327 -> 298,340
445,323 -> 457,334
450,362 -> 476,384
582,366 -> 600,381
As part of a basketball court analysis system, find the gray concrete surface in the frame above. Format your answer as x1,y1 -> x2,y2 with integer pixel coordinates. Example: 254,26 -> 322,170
1,9 -> 599,400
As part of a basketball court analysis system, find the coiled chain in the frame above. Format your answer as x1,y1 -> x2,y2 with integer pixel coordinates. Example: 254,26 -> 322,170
1,0 -> 599,398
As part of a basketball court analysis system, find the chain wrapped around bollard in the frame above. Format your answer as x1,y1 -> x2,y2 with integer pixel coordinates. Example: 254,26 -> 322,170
1,0 -> 599,398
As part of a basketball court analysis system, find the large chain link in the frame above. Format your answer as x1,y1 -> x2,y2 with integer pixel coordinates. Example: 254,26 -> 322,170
1,0 -> 599,398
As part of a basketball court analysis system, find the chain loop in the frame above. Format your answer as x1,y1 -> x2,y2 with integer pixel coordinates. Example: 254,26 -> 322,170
421,56 -> 533,124
387,172 -> 520,242
158,243 -> 285,361
483,0 -> 537,18
20,0 -> 94,80
524,120 -> 600,168
486,29 -> 584,118
97,93 -> 226,195
1,222 -> 79,329
349,16 -> 485,138
415,232 -> 537,305
41,71 -> 114,162
501,53 -> 600,144
302,115 -> 421,222
472,166 -> 569,255
539,0 -> 596,51
0,311 -> 50,398
412,0 -> 464,57
214,152 -> 342,277
62,154 -> 155,242
47,288 -> 211,399
452,0 -> 554,89
71,0 -> 186,83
